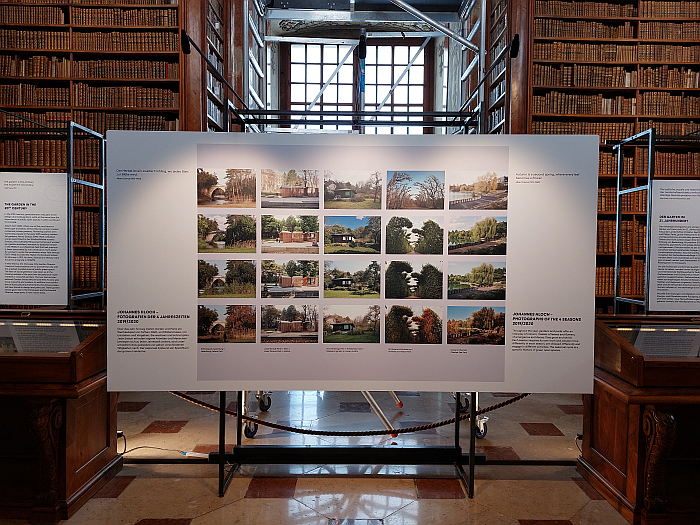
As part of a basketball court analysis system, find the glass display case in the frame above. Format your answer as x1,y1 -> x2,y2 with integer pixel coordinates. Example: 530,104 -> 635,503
578,316 -> 700,525
595,317 -> 700,387
0,311 -> 120,524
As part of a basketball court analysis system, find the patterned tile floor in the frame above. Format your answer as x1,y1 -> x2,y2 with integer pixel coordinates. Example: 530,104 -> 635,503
0,391 -> 630,525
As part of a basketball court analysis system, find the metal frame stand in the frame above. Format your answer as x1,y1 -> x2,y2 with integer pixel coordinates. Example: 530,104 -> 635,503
213,391 -> 483,499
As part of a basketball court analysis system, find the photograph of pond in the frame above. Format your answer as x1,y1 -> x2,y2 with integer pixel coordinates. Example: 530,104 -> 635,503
448,261 -> 506,300
198,213 -> 256,253
323,304 -> 381,344
385,304 -> 443,345
447,305 -> 506,345
448,215 -> 507,255
324,169 -> 382,209
449,170 -> 508,210
387,170 -> 445,210
324,215 -> 381,254
198,259 -> 255,298
197,168 -> 256,207
198,304 -> 256,344
324,259 -> 380,299
386,216 -> 443,255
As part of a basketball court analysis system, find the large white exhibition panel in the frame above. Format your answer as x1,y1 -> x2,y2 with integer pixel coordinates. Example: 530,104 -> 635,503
106,132 -> 598,393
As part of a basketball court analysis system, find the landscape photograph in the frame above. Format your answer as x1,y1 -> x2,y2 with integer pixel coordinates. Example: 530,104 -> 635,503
323,304 -> 381,344
386,170 -> 445,210
260,304 -> 318,343
385,304 -> 443,345
197,167 -> 256,207
385,261 -> 443,299
323,169 -> 382,209
324,215 -> 381,254
448,215 -> 507,255
261,259 -> 319,298
449,170 -> 508,210
198,213 -> 256,253
261,168 -> 319,209
386,216 -> 444,255
324,259 -> 380,299
198,259 -> 256,298
261,214 -> 319,254
198,304 -> 256,344
447,305 -> 506,345
448,261 -> 506,300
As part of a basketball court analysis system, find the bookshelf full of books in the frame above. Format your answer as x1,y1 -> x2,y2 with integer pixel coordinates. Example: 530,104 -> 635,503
0,0 -> 182,301
458,0 -> 483,132
525,0 -> 700,314
487,0 -> 509,133
205,0 -> 225,131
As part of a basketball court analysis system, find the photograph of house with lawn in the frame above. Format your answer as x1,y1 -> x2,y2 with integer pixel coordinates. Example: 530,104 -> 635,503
198,304 -> 256,344
260,304 -> 318,343
261,214 -> 319,254
324,215 -> 381,254
386,170 -> 445,210
198,259 -> 255,298
385,304 -> 443,345
449,170 -> 508,210
261,259 -> 319,298
447,305 -> 506,345
448,216 -> 507,255
324,260 -> 380,299
448,261 -> 506,300
198,213 -> 256,253
323,169 -> 382,209
385,261 -> 443,299
261,168 -> 319,209
323,304 -> 380,344
197,167 -> 256,207
386,216 -> 444,255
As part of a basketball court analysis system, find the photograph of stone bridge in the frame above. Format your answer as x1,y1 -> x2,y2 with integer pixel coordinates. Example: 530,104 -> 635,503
197,168 -> 256,207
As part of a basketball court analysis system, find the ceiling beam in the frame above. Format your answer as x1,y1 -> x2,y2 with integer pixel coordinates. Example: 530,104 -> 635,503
267,9 -> 459,23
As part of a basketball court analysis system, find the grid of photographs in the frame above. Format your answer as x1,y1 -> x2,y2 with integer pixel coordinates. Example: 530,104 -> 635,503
196,161 -> 508,348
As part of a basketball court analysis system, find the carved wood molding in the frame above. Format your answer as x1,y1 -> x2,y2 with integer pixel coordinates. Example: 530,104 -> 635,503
642,404 -> 676,512
29,399 -> 63,506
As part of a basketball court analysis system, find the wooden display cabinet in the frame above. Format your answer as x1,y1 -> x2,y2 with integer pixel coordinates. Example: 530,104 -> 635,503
0,312 -> 121,524
578,317 -> 700,525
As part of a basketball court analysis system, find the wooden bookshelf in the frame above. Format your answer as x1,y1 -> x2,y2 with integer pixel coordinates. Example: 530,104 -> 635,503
204,0 -> 225,131
0,0 -> 182,301
487,0 -> 509,133
516,0 -> 700,314
0,0 -> 182,144
458,0 -> 484,132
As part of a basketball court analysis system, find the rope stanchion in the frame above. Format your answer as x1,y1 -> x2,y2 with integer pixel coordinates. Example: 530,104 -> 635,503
169,391 -> 531,437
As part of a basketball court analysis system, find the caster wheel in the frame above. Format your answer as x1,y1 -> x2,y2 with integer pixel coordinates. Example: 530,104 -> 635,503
244,422 -> 258,438
459,396 -> 469,413
259,395 -> 271,412
475,424 -> 487,439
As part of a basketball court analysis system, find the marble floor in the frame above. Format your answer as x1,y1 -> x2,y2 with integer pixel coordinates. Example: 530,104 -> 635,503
2,391 -> 630,525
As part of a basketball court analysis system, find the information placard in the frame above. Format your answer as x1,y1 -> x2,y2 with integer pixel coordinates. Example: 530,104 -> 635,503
1,172 -> 68,305
107,133 -> 598,393
649,179 -> 700,312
